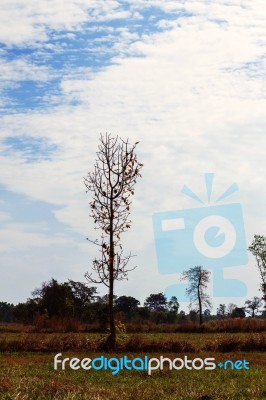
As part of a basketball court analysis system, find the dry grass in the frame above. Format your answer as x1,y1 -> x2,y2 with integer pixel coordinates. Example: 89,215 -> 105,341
1,318 -> 266,335
126,318 -> 266,334
0,332 -> 265,353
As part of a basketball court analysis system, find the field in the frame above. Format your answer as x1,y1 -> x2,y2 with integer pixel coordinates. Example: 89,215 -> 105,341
0,330 -> 265,400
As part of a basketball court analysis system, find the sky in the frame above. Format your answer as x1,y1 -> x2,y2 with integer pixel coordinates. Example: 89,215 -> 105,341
0,0 -> 265,312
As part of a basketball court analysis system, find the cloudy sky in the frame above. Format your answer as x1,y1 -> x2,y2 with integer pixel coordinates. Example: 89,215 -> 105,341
0,0 -> 265,310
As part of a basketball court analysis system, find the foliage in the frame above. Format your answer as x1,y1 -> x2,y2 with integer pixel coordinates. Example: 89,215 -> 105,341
0,302 -> 14,323
114,296 -> 140,320
167,296 -> 179,313
144,292 -> 168,312
32,278 -> 75,317
231,307 -> 245,318
216,304 -> 226,319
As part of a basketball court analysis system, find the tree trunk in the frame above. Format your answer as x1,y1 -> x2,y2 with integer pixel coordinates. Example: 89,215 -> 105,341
198,269 -> 203,325
108,198 -> 116,349
198,291 -> 202,324
108,274 -> 116,349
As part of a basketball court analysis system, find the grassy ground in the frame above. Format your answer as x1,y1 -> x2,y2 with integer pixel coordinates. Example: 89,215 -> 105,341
0,332 -> 265,399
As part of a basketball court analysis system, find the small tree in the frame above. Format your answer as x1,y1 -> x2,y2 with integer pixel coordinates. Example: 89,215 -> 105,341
114,295 -> 140,320
32,278 -> 75,318
0,302 -> 14,323
84,133 -> 143,348
245,296 -> 263,318
248,235 -> 266,306
168,296 -> 179,313
203,308 -> 211,322
231,307 -> 245,318
182,266 -> 211,325
226,302 -> 237,317
68,280 -> 97,320
216,303 -> 226,319
144,292 -> 168,312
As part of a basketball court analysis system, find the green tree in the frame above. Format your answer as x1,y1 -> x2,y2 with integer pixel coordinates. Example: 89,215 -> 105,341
168,296 -> 179,313
248,235 -> 266,306
182,266 -> 211,325
231,307 -> 245,318
84,133 -> 143,349
189,309 -> 198,322
114,296 -> 140,320
13,299 -> 40,324
68,280 -> 97,320
32,278 -> 74,318
0,302 -> 14,323
204,308 -> 211,321
144,292 -> 168,312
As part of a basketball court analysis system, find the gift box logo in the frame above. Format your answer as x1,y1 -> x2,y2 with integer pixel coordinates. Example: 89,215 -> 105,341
152,173 -> 248,299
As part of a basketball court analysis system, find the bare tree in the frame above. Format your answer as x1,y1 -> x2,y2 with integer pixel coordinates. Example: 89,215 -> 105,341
245,296 -> 263,317
248,235 -> 266,306
84,133 -> 143,348
182,266 -> 211,325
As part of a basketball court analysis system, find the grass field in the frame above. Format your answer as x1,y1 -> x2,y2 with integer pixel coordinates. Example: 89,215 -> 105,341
0,331 -> 265,400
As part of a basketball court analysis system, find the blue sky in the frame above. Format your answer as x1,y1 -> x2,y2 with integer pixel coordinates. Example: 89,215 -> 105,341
0,0 -> 265,310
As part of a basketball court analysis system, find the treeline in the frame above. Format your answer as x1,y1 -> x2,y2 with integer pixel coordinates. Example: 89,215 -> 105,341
1,278 -> 265,330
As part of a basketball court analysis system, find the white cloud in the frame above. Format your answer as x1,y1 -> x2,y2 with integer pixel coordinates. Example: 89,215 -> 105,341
0,221 -> 73,252
0,58 -> 52,82
0,0 -> 133,46
0,0 -> 265,302
1,2 -> 265,225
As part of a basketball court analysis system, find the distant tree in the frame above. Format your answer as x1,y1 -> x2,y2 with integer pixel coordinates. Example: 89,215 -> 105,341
84,133 -> 143,349
32,278 -> 75,318
178,310 -> 186,322
84,301 -> 109,330
226,302 -> 237,317
231,307 -> 245,318
245,296 -> 263,317
144,293 -> 168,312
152,311 -> 168,324
68,280 -> 97,305
167,296 -> 179,313
13,299 -> 40,324
68,280 -> 97,319
189,309 -> 198,322
217,303 -> 226,319
13,303 -> 29,324
136,307 -> 151,321
182,266 -> 211,325
204,308 -> 211,321
248,235 -> 266,306
99,294 -> 118,304
0,302 -> 14,323
114,295 -> 140,319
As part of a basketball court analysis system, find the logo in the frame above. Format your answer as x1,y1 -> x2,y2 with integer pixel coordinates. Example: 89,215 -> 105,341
54,354 -> 250,375
152,173 -> 248,299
